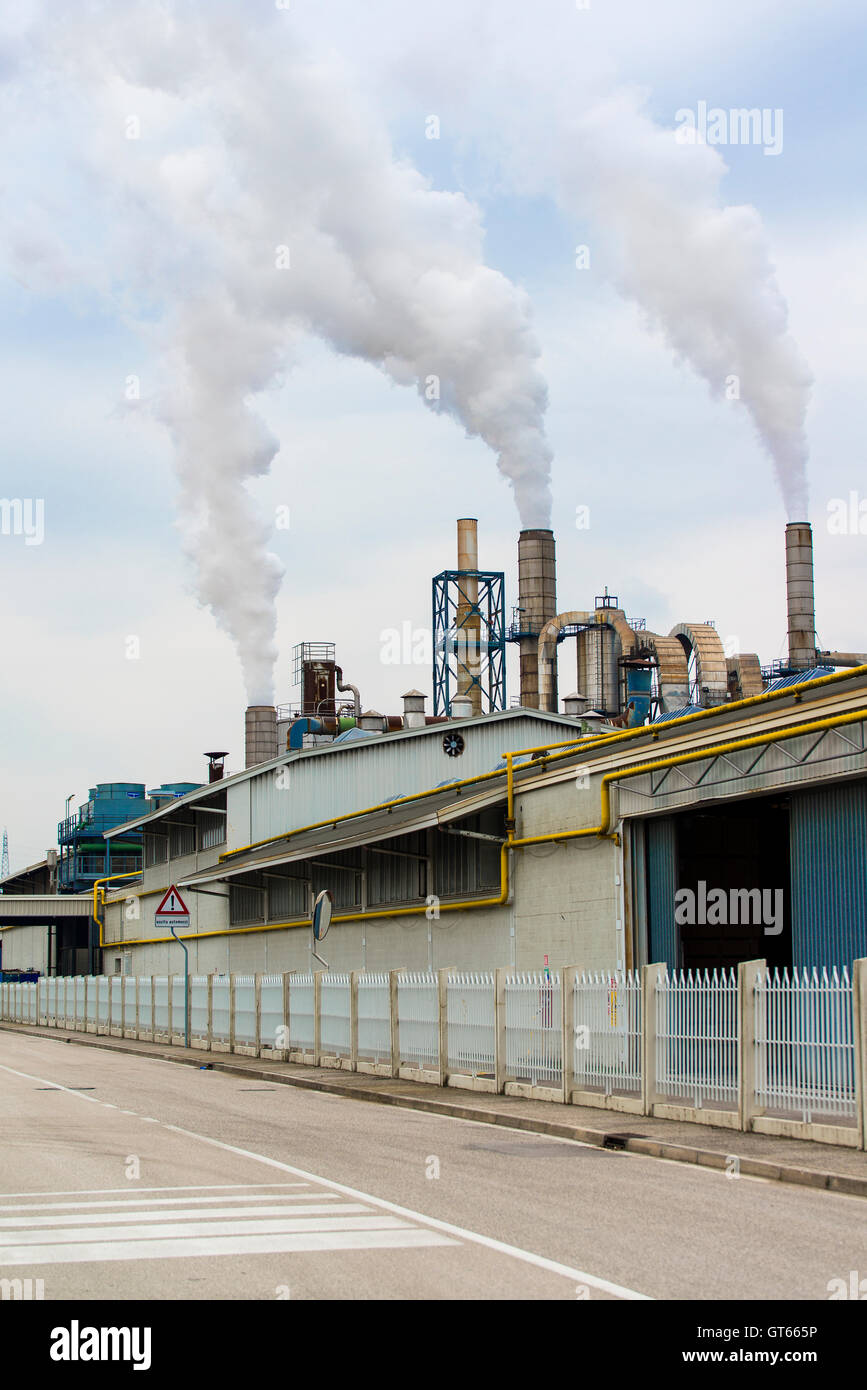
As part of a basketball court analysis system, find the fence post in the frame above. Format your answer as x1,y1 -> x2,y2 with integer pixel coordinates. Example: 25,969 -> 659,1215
562,966 -> 578,1104
228,974 -> 236,1053
495,968 -> 507,1094
167,974 -> 175,1043
281,971 -> 291,1059
738,959 -> 766,1132
437,968 -> 450,1087
349,971 -> 359,1072
854,958 -> 867,1152
313,970 -> 322,1066
150,975 -> 155,1040
641,963 -> 666,1116
254,973 -> 263,1057
206,973 -> 214,1050
82,976 -> 89,1032
389,969 -> 401,1078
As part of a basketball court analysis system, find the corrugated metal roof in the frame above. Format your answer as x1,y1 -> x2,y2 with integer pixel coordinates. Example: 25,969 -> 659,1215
651,704 -> 704,724
177,781 -> 506,887
763,666 -> 835,691
106,708 -> 580,840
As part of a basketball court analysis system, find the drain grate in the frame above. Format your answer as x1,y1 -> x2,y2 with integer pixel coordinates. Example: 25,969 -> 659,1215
602,1132 -> 647,1150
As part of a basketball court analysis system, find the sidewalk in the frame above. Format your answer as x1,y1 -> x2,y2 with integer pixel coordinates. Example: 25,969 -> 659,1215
3,1020 -> 866,1199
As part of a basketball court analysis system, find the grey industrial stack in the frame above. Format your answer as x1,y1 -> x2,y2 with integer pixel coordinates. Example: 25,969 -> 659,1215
245,705 -> 278,768
785,522 -> 817,672
517,528 -> 557,709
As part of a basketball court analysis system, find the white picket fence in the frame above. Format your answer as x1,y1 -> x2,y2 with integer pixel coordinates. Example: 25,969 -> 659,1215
1,960 -> 865,1148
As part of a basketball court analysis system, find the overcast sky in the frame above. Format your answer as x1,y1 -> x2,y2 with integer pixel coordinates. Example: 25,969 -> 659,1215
1,0 -> 864,870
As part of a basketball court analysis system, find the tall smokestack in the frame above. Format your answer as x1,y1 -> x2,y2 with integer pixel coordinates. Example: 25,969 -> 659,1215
785,522 -> 817,672
456,518 -> 482,716
518,529 -> 557,708
245,706 -> 278,769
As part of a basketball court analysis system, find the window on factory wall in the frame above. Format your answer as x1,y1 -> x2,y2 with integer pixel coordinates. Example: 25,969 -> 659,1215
169,822 -> 196,859
266,874 -> 308,921
311,852 -> 362,910
229,882 -> 265,925
366,832 -> 427,906
434,811 -> 503,898
198,812 -> 226,850
144,832 -> 168,867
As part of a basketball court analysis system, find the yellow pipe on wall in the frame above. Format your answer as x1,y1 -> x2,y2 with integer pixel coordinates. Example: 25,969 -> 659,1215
507,708 -> 866,850
102,845 -> 511,949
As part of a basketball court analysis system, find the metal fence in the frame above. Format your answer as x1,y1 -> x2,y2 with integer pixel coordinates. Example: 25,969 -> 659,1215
505,971 -> 562,1087
2,962 -> 865,1149
573,970 -> 642,1095
320,973 -> 351,1059
397,971 -> 439,1069
656,969 -> 738,1108
357,973 -> 390,1064
447,972 -> 495,1077
288,974 -> 315,1053
755,967 -> 856,1121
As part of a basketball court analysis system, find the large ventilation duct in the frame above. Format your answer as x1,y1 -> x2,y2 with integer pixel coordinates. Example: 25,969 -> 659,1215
786,522 -> 817,671
518,529 -> 557,708
245,705 -> 278,768
538,611 -> 592,712
456,518 -> 482,716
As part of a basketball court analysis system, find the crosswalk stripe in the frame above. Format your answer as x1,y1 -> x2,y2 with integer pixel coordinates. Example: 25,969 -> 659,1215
0,1201 -> 359,1231
0,1227 -> 458,1265
0,1208 -> 381,1245
0,1194 -> 336,1217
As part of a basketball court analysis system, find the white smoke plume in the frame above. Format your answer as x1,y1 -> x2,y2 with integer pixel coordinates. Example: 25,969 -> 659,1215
554,92 -> 812,519
1,2 -> 553,703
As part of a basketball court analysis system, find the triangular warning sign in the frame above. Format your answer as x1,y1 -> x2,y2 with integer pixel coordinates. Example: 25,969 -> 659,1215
155,884 -> 190,916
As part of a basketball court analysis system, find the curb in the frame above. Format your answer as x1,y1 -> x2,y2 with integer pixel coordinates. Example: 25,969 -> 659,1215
3,1022 -> 866,1200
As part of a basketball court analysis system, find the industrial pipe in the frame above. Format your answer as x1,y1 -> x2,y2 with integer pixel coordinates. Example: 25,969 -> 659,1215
334,666 -> 361,718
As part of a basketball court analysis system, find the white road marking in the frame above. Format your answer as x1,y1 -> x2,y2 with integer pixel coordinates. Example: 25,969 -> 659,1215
1,1210 -> 399,1245
0,1193 -> 324,1214
0,1056 -> 650,1298
0,1200 -> 345,1227
0,1228 -> 453,1266
0,1183 -> 308,1200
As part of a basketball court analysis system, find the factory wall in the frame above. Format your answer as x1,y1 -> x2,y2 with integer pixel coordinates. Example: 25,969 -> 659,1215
511,772 -> 620,970
99,906 -> 512,976
0,922 -> 50,974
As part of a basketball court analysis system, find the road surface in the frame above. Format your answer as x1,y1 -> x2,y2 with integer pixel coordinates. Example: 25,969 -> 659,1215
1,1031 -> 864,1300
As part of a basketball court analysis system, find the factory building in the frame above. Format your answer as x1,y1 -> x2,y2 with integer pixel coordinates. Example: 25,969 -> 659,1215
3,517 -> 866,978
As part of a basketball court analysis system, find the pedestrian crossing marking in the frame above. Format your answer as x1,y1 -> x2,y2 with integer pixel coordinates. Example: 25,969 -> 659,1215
0,1187 -> 458,1266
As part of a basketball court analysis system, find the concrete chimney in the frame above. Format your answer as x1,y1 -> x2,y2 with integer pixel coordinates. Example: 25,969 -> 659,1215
517,529 -> 557,708
785,523 -> 817,672
245,706 -> 278,768
455,518 -> 482,716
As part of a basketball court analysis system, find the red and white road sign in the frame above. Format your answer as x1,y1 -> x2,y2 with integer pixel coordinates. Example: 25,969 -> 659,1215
155,884 -> 191,929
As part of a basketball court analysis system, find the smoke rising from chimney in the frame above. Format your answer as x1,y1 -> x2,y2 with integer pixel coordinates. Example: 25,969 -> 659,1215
555,92 -> 812,518
5,3 -> 554,703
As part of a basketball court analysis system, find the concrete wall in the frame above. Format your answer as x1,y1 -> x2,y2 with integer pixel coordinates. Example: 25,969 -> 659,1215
511,773 -> 620,970
99,904 -> 513,976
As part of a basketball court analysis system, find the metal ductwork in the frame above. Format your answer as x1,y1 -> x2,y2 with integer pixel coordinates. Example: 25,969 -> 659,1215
786,522 -> 817,671
245,706 -> 278,769
518,528 -> 557,709
334,666 -> 361,718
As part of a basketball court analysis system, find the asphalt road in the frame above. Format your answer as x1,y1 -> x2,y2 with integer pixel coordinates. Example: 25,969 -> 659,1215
1,1031 -> 864,1301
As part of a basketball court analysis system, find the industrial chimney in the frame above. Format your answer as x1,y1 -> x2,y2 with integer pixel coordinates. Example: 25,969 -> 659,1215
455,518 -> 482,716
517,529 -> 557,708
245,706 -> 278,768
785,523 -> 817,672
